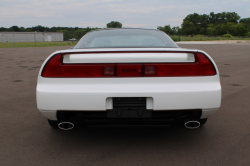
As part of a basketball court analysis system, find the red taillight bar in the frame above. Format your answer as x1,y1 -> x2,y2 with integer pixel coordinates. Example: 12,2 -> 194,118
41,52 -> 216,77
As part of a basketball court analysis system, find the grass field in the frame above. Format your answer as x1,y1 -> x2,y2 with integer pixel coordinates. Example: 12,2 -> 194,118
0,41 -> 77,48
171,35 -> 250,41
0,37 -> 250,48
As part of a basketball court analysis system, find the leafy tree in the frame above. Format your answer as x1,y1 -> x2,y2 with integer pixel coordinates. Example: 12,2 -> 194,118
239,18 -> 250,24
172,26 -> 181,35
226,22 -> 237,35
0,27 -> 8,31
51,26 -> 58,32
160,11 -> 246,36
20,27 -> 26,32
157,25 -> 173,35
158,25 -> 181,35
181,20 -> 195,35
209,12 -> 216,24
236,24 -> 248,36
207,27 -> 218,36
218,12 -> 226,24
225,12 -> 240,23
107,21 -> 122,28
183,13 -> 201,34
199,14 -> 209,34
215,24 -> 227,35
228,18 -> 238,24
25,28 -> 33,32
239,18 -> 250,30
10,26 -> 20,32
75,29 -> 86,40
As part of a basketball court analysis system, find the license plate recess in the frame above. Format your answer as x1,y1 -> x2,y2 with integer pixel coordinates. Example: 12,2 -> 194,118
107,97 -> 152,118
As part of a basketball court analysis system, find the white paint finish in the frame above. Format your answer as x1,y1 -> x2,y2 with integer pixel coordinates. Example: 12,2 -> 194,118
63,53 -> 195,63
40,110 -> 57,120
106,97 -> 113,109
146,97 -> 153,109
201,108 -> 218,119
37,47 -> 221,120
61,48 -> 198,53
37,76 -> 221,112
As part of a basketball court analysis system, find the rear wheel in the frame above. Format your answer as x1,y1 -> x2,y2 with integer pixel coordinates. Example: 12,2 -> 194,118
48,119 -> 59,129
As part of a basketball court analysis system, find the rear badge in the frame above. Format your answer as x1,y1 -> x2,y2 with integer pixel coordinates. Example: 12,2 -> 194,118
121,69 -> 139,72
116,64 -> 143,77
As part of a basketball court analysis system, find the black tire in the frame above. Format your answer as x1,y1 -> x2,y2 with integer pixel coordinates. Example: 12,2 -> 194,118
199,118 -> 208,126
48,119 -> 59,129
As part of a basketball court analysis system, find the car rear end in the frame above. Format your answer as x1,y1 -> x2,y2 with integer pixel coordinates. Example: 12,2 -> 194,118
36,47 -> 221,129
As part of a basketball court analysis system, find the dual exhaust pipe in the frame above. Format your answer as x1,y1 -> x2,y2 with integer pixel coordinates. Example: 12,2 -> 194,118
184,120 -> 200,129
58,122 -> 74,130
57,120 -> 200,130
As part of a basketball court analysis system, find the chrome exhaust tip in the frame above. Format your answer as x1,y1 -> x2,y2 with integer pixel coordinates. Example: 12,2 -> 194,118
58,122 -> 74,130
184,121 -> 200,129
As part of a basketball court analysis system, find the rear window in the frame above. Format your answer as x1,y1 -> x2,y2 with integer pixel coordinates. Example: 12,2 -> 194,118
74,29 -> 179,49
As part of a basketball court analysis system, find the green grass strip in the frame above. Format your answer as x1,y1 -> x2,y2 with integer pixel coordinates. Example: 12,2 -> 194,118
171,36 -> 250,42
0,41 -> 77,48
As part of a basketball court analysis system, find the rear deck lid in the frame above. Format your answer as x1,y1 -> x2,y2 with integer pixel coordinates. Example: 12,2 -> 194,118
63,52 -> 195,63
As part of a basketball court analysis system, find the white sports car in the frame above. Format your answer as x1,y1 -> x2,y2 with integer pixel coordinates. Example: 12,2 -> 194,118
69,38 -> 77,41
36,29 -> 221,130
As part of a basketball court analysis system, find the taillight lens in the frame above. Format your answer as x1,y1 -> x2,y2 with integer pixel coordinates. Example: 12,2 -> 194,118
144,52 -> 216,77
42,54 -> 115,77
42,54 -> 61,77
41,52 -> 216,77
103,66 -> 115,76
196,53 -> 216,76
145,66 -> 156,75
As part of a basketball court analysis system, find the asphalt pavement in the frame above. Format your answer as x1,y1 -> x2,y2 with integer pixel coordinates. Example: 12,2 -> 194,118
0,43 -> 250,166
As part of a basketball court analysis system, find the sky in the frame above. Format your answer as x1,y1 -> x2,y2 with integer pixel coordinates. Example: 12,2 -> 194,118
1,0 -> 250,29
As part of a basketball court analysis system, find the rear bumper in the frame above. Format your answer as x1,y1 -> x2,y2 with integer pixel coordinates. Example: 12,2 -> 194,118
37,76 -> 221,120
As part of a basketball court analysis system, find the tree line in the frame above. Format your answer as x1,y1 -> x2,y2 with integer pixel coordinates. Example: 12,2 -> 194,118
0,21 -> 122,41
0,25 -> 99,41
158,12 -> 250,36
1,12 -> 250,40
